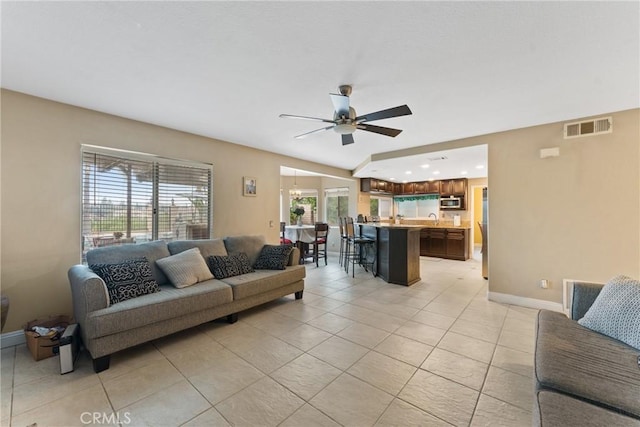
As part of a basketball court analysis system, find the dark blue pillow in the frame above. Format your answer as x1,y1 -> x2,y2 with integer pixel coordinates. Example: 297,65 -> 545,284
253,245 -> 294,270
90,257 -> 160,305
207,253 -> 254,279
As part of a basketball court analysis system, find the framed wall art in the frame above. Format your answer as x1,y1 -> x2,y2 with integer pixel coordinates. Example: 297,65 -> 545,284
243,176 -> 257,196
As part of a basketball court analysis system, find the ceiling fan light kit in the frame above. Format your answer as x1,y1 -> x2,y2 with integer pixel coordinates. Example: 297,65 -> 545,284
280,85 -> 412,145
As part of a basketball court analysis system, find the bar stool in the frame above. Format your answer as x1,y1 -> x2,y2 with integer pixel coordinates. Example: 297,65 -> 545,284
344,217 -> 376,277
338,217 -> 349,267
280,222 -> 292,245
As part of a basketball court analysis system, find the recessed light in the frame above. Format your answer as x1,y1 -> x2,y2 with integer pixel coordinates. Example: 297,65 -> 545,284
420,164 -> 429,169
428,178 -> 435,181
460,171 -> 468,175
476,164 -> 485,169
389,177 -> 396,181
405,171 -> 412,175
432,171 -> 440,175
402,180 -> 408,183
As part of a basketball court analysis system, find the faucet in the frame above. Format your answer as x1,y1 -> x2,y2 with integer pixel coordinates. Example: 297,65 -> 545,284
428,212 -> 439,225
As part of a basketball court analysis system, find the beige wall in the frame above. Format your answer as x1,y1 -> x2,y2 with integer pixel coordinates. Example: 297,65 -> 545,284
2,89 -> 638,330
0,90 -> 351,331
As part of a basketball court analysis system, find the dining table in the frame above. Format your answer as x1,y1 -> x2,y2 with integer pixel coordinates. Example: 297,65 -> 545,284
284,224 -> 316,263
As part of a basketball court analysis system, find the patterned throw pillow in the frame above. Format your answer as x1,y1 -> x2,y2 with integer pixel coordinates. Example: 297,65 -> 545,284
578,275 -> 640,350
253,244 -> 294,270
207,253 -> 254,279
90,258 -> 161,305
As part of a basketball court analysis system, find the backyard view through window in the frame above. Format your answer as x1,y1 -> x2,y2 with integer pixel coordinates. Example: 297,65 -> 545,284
326,188 -> 349,226
289,190 -> 317,225
81,146 -> 212,261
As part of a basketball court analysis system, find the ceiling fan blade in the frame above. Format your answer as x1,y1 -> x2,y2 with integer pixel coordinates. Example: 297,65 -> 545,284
280,114 -> 335,124
294,125 -> 335,139
355,105 -> 412,123
341,134 -> 355,146
358,123 -> 403,137
330,93 -> 350,117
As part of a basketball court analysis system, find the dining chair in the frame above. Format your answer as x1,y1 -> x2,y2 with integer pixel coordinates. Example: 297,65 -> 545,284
312,222 -> 329,267
280,222 -> 292,245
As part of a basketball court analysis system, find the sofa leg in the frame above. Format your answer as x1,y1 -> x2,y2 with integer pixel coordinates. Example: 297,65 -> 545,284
227,313 -> 238,324
295,291 -> 303,300
92,355 -> 110,373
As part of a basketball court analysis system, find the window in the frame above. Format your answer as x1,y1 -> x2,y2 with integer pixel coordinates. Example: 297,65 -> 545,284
371,196 -> 392,219
289,190 -> 317,225
82,146 -> 212,260
394,195 -> 439,218
325,188 -> 349,226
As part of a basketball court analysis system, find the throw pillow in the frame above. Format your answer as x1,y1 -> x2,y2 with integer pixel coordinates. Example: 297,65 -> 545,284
90,258 -> 161,305
578,275 -> 640,350
155,247 -> 214,288
253,244 -> 294,270
207,253 -> 254,279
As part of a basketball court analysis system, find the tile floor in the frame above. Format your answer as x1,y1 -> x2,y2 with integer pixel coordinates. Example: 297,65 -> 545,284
0,253 -> 537,426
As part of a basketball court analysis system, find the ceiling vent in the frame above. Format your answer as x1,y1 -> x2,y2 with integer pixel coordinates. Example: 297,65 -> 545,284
564,116 -> 612,139
427,156 -> 448,161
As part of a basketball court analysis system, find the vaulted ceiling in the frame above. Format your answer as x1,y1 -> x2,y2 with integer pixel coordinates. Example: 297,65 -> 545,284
2,1 -> 638,180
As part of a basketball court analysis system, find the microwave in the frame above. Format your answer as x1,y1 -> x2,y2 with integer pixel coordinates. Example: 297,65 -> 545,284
440,196 -> 462,209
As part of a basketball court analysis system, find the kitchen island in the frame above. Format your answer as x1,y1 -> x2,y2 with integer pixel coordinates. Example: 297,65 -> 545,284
359,224 -> 423,286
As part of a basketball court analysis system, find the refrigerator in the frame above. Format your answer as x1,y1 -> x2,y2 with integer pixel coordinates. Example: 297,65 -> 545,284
481,187 -> 488,279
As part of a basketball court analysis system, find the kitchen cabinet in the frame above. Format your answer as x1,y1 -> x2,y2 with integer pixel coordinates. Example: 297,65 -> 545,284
413,181 -> 427,194
361,178 -> 393,194
366,224 -> 421,286
420,227 -> 469,260
439,178 -> 467,196
401,182 -> 415,194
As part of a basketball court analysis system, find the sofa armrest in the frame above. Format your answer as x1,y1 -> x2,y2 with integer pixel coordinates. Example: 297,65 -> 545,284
68,265 -> 110,325
571,281 -> 605,320
288,247 -> 300,266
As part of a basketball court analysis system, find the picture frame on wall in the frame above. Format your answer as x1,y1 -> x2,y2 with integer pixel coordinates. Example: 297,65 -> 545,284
243,176 -> 257,196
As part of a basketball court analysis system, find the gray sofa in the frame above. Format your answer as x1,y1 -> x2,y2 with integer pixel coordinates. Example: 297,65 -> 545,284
534,281 -> 640,426
68,235 -> 305,372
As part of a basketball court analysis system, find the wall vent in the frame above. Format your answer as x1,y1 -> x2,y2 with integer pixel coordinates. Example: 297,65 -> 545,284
564,116 -> 612,139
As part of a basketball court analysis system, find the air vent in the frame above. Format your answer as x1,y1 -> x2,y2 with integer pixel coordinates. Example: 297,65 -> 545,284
427,156 -> 448,161
564,116 -> 612,139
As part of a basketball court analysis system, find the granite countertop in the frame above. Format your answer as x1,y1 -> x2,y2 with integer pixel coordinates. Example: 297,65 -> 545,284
359,222 -> 471,230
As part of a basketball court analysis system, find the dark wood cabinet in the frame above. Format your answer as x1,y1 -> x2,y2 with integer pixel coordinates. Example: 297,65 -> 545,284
393,182 -> 402,194
362,177 -> 463,198
361,178 -> 393,194
420,227 -> 469,260
440,178 -> 467,196
425,180 -> 440,193
413,181 -> 427,194
373,225 -> 421,286
402,182 -> 415,194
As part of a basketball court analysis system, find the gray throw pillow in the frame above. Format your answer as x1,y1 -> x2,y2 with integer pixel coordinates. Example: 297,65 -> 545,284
253,245 -> 294,270
155,247 -> 213,288
578,275 -> 640,350
90,257 -> 160,305
207,253 -> 254,279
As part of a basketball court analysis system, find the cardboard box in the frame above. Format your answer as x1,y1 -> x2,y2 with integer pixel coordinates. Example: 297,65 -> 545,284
24,315 -> 73,361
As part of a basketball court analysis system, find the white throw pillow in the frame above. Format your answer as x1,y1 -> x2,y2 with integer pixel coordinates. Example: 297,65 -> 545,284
578,275 -> 640,350
155,247 -> 213,288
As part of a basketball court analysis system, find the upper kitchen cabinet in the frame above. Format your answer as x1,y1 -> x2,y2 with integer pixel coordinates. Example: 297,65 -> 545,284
361,178 -> 393,194
402,182 -> 415,194
440,178 -> 467,196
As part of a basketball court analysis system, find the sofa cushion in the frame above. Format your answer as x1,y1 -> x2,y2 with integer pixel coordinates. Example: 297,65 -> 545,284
220,265 -> 305,300
90,258 -> 161,305
224,235 -> 266,266
85,279 -> 233,338
535,310 -> 640,418
87,240 -> 171,285
253,245 -> 294,270
578,275 -> 640,350
167,239 -> 227,258
207,253 -> 254,279
155,247 -> 213,288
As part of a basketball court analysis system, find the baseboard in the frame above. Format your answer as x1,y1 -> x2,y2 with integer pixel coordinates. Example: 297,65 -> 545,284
0,329 -> 26,349
487,291 -> 564,313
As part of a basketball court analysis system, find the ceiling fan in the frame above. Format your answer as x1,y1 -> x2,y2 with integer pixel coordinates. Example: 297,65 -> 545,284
279,85 -> 412,146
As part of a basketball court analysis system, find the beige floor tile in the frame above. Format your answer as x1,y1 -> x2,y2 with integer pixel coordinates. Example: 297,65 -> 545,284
96,342 -> 167,382
375,398 -> 452,426
411,310 -> 457,330
450,318 -> 501,343
471,393 -> 532,426
497,329 -> 535,354
482,366 -> 533,412
153,327 -> 223,357
507,306 -> 539,321
308,336 -> 369,370
421,348 -> 489,391
12,344 -> 64,387
502,316 -> 536,336
215,376 -> 304,426
394,320 -> 447,346
310,373 -> 394,426
163,341 -> 227,378
347,351 -> 417,395
271,301 -> 328,322
279,323 -> 333,351
437,331 -> 496,364
280,403 -> 341,427
102,358 -> 184,410
308,312 -> 355,334
399,369 -> 479,426
337,322 -> 390,348
331,304 -> 405,333
242,309 -> 305,336
199,319 -> 263,343
270,353 -> 342,401
304,296 -> 346,311
122,379 -> 211,426
188,348 -> 264,405
491,345 -> 534,377
182,407 -> 230,426
374,334 -> 434,367
229,335 -> 303,373
11,383 -> 114,427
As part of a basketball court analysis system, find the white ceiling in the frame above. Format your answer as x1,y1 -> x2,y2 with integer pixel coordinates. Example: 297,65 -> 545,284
2,2 -> 638,180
